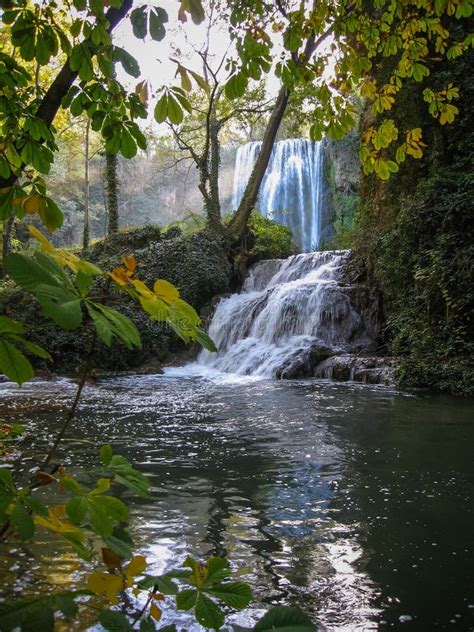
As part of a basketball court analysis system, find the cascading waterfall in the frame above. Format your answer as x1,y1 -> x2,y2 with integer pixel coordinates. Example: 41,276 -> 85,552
196,251 -> 373,379
231,139 -> 324,252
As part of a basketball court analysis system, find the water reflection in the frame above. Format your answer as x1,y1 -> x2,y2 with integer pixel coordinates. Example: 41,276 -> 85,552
0,376 -> 473,630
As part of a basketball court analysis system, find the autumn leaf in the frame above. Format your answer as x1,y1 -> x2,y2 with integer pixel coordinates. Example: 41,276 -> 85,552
154,279 -> 180,303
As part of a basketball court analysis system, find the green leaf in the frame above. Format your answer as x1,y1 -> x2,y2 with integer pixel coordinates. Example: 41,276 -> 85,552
107,454 -> 150,497
114,46 -> 140,78
138,574 -> 179,595
10,499 -> 35,540
76,270 -> 94,298
22,495 -> 48,518
150,7 -> 168,41
176,588 -> 198,610
194,593 -> 224,630
207,581 -> 252,609
14,337 -> 51,360
140,617 -> 156,632
0,340 -> 34,385
120,128 -> 138,159
195,329 -> 217,352
0,469 -> 16,494
154,93 -> 168,123
0,316 -> 24,335
55,594 -> 78,619
98,610 -> 133,632
253,607 -> 316,631
166,94 -> 184,125
91,303 -> 141,349
38,197 -> 64,231
98,495 -> 129,521
0,598 -> 55,632
131,6 -> 147,38
100,444 -> 113,466
87,304 -> 113,346
204,557 -> 231,584
35,285 -> 83,330
225,73 -> 248,99
66,496 -> 88,524
104,534 -> 133,560
5,252 -> 58,292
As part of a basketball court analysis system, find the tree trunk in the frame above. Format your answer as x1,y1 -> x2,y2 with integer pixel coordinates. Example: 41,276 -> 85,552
0,216 -> 14,277
82,120 -> 90,250
206,118 -> 223,233
105,152 -> 119,234
225,86 -> 289,243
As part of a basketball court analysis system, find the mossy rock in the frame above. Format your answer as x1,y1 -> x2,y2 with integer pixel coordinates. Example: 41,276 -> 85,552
0,227 -> 232,373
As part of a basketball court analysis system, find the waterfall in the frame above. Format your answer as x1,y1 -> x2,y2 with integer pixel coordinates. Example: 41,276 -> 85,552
195,251 -> 373,379
231,139 -> 324,252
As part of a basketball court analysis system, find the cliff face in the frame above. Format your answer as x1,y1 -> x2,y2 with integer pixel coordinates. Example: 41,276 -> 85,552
322,132 -> 360,248
356,50 -> 474,395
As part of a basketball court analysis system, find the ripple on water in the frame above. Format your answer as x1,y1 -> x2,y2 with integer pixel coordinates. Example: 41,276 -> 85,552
1,375 -> 474,630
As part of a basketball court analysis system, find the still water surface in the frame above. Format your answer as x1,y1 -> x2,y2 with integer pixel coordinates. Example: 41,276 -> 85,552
0,373 -> 473,631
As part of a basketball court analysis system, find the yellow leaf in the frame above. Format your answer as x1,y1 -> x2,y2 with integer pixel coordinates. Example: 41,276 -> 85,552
109,267 -> 131,286
123,255 -> 138,273
131,278 -> 155,299
102,547 -> 122,570
139,295 -> 169,320
87,572 -> 123,604
154,279 -> 180,303
28,225 -> 56,254
150,603 -> 162,622
132,587 -> 141,597
23,195 -> 41,215
126,555 -> 147,578
34,505 -> 83,536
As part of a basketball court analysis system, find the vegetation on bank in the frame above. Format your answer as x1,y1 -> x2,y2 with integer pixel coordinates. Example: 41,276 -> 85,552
0,214 -> 294,374
325,50 -> 474,395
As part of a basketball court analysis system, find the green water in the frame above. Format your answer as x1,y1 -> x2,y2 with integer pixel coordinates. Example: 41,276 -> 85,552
0,374 -> 473,630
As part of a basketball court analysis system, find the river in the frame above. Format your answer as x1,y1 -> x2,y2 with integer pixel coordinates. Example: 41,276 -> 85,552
0,373 -> 473,631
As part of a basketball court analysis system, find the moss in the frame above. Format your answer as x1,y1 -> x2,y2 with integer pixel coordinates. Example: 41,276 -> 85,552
323,134 -> 361,249
247,212 -> 297,262
355,48 -> 474,395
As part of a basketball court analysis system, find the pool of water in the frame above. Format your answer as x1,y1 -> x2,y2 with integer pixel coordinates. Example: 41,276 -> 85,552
0,373 -> 473,631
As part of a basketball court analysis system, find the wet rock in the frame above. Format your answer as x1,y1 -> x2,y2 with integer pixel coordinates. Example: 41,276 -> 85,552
275,344 -> 334,379
314,355 -> 397,386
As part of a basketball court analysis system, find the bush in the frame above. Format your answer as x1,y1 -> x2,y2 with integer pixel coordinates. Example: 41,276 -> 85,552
247,212 -> 297,261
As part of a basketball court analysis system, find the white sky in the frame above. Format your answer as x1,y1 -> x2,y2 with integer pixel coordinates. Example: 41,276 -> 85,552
114,2 -> 235,100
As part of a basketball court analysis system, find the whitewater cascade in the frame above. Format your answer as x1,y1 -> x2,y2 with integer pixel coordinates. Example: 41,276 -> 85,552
231,139 -> 324,252
196,251 -> 378,380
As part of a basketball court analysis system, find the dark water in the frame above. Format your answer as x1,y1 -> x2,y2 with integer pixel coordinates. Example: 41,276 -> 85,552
1,374 -> 473,631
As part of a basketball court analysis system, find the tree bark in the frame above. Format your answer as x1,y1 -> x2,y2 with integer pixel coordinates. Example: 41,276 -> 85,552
105,152 -> 119,234
225,86 -> 289,243
82,120 -> 90,250
206,117 -> 223,233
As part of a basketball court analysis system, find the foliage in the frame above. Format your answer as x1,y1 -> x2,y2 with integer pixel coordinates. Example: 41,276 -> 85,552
0,0 -> 204,235
355,49 -> 474,394
247,212 -> 296,262
224,0 -> 473,178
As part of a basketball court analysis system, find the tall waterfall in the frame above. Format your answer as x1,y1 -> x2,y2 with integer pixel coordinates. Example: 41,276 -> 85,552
231,139 -> 324,252
195,251 -> 374,379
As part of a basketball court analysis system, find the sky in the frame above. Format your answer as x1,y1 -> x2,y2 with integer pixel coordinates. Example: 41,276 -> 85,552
113,2 -> 235,102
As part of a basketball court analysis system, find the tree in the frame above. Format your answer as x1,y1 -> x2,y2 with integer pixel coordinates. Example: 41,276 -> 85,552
216,0 -> 473,242
0,0 -> 205,264
105,150 -> 119,234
